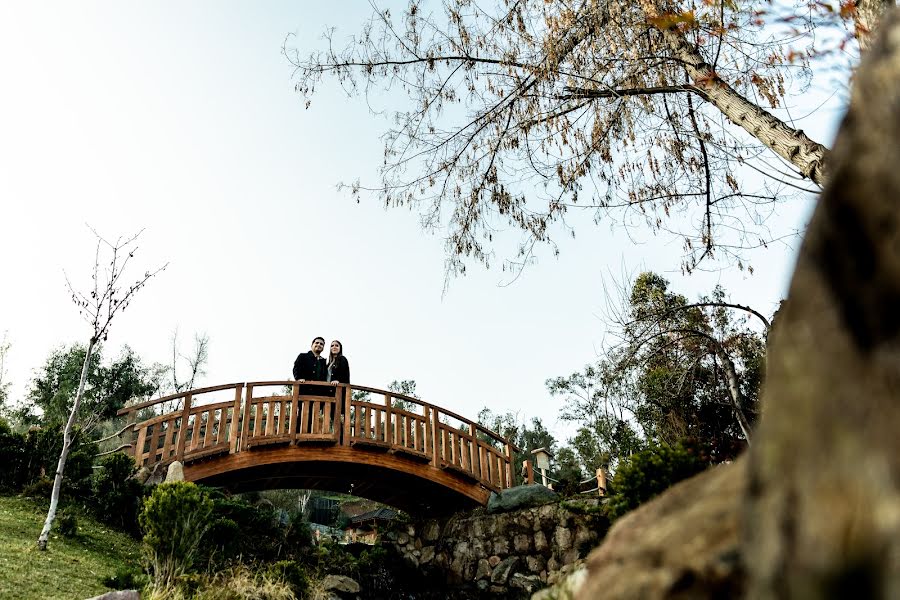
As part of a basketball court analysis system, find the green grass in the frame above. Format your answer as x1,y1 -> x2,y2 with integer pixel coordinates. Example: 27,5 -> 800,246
0,495 -> 142,600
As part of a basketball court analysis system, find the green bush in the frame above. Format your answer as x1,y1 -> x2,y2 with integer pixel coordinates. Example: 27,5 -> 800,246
266,560 -> 309,597
22,476 -> 54,498
605,442 -> 707,520
0,419 -> 28,492
102,565 -> 149,590
140,482 -> 214,585
57,510 -> 79,537
92,452 -> 144,534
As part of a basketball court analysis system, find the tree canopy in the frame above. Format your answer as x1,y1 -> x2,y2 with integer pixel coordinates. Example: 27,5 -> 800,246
550,272 -> 766,471
18,344 -> 164,432
288,0 -> 882,275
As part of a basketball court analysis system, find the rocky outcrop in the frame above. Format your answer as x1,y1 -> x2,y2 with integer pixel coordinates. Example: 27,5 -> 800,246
385,498 -> 606,597
488,485 -> 559,514
577,462 -> 744,599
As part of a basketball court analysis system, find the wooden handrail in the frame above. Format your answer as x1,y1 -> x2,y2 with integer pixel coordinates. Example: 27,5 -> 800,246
117,382 -> 244,415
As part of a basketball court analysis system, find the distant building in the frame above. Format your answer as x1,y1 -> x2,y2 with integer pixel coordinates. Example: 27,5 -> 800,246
344,507 -> 398,544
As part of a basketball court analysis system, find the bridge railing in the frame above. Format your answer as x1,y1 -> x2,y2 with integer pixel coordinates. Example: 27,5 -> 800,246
116,381 -> 518,492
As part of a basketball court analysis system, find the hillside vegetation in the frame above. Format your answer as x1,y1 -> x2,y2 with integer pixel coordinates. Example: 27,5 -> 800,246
0,495 -> 142,600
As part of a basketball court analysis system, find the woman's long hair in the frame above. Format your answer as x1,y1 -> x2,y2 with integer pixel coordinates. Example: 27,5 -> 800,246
328,340 -> 343,367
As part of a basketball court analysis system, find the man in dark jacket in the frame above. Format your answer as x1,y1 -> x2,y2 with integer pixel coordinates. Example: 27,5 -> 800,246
293,336 -> 327,383
293,336 -> 330,435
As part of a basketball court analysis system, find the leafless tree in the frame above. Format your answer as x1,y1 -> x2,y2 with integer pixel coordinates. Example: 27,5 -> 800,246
286,0 -> 895,276
37,228 -> 166,551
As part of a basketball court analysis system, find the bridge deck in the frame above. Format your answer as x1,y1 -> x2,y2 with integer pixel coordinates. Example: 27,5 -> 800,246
116,381 -> 518,514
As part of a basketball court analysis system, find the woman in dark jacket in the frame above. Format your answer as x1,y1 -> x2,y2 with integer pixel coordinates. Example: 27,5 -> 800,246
327,340 -> 350,384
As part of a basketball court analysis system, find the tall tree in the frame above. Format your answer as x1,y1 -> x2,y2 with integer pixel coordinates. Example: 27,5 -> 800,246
0,333 -> 10,418
551,272 -> 766,467
287,0 -> 887,274
37,230 -> 166,551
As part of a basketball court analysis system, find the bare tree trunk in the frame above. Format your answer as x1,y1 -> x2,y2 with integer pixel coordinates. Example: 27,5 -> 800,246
712,345 -> 753,444
37,337 -> 95,551
640,0 -> 829,185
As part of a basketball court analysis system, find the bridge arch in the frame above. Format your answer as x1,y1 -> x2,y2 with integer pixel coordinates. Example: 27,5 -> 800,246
116,381 -> 519,514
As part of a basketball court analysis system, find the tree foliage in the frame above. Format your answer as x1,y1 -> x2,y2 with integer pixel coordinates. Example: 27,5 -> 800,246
286,0 -> 876,274
552,272 -> 766,471
18,344 -> 163,431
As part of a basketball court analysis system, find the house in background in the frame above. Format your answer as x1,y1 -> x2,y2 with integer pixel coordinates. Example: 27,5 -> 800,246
344,507 -> 398,544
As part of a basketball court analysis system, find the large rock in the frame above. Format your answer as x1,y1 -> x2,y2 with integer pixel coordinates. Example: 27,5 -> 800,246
488,484 -> 558,514
164,460 -> 184,483
85,592 -> 139,600
321,574 -> 360,595
577,462 -> 745,599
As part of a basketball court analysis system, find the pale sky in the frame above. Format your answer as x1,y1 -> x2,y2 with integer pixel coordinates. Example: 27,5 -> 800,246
0,2 -> 843,441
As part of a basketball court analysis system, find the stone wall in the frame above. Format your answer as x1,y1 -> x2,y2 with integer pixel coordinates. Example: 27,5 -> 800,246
383,499 -> 606,598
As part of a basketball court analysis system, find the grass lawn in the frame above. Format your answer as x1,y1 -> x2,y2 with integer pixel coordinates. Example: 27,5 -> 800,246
0,495 -> 142,600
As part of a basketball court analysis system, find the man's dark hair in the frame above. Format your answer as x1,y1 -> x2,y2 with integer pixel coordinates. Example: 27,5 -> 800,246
312,336 -> 325,345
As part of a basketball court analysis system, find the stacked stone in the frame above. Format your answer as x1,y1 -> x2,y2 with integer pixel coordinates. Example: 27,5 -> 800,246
384,497 -> 602,598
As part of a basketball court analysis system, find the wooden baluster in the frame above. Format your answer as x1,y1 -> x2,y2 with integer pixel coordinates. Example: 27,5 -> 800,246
135,426 -> 148,467
216,408 -> 227,444
264,399 -> 275,437
341,386 -> 352,446
229,384 -> 243,454
161,418 -> 176,462
253,398 -> 263,439
240,384 -> 254,451
503,443 -> 513,488
300,396 -> 310,440
175,393 -> 193,461
147,423 -> 161,464
469,424 -> 481,479
375,399 -> 383,443
353,397 -> 361,442
291,384 -> 300,443
322,398 -> 337,433
201,408 -> 214,448
423,407 -> 432,457
384,394 -> 393,446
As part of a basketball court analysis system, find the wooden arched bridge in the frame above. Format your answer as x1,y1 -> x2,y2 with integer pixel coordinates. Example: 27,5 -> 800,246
115,381 -> 519,514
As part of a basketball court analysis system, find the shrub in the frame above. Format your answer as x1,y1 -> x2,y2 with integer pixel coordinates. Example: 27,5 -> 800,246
0,419 -> 28,492
57,510 -> 78,537
92,452 -> 143,534
266,560 -> 309,598
22,476 -> 54,499
605,442 -> 707,520
102,565 -> 149,590
140,482 -> 214,585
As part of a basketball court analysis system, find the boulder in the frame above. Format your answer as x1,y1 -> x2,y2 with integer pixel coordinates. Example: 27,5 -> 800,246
532,567 -> 586,600
488,484 -> 558,514
576,461 -> 744,600
85,592 -> 140,600
164,461 -> 184,483
321,574 -> 360,595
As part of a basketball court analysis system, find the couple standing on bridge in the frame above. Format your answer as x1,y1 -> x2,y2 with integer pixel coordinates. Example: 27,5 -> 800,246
292,336 -> 350,394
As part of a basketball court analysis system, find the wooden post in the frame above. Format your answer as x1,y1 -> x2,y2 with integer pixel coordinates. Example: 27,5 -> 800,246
596,467 -> 607,497
341,385 -> 351,446
228,383 -> 244,454
469,424 -> 482,479
291,383 -> 300,443
524,459 -> 535,485
430,408 -> 440,467
175,393 -> 193,461
384,393 -> 393,447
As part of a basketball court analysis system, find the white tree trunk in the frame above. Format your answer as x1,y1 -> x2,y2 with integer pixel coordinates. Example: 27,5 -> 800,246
37,337 -> 95,551
639,0 -> 829,186
714,346 -> 754,444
